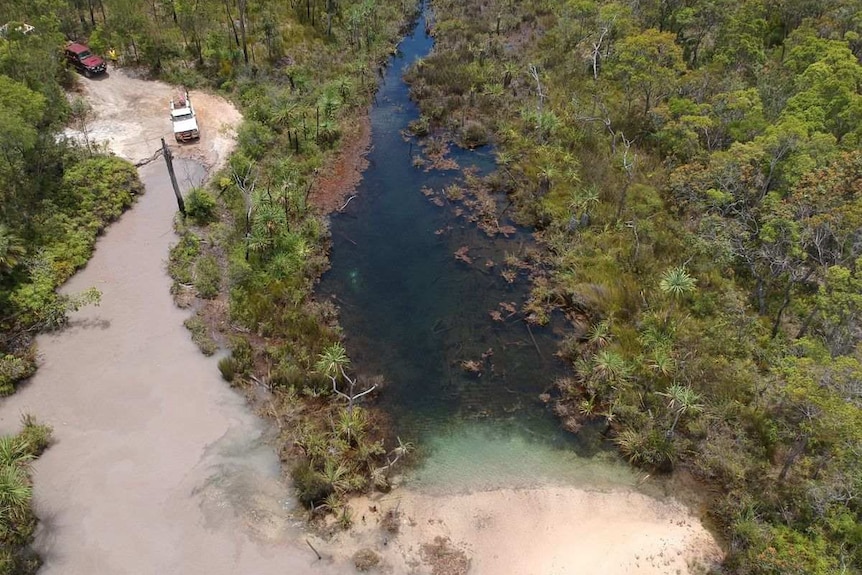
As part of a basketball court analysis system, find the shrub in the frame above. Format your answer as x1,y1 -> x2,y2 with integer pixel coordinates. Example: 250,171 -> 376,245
408,116 -> 429,136
0,352 -> 37,396
0,419 -> 51,575
168,232 -> 200,286
61,156 -> 141,225
194,254 -> 221,299
0,546 -> 40,575
461,119 -> 488,148
353,548 -> 381,572
615,426 -> 677,471
217,356 -> 237,382
17,415 -> 52,457
290,459 -> 332,507
229,336 -> 254,374
185,187 -> 217,224
270,362 -> 305,389
183,315 -> 218,356
237,120 -> 276,160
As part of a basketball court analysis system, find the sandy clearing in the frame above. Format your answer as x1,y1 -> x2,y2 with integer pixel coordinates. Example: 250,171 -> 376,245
337,486 -> 722,574
64,66 -> 241,171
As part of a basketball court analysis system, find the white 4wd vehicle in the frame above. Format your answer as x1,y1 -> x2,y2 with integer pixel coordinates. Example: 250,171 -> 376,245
170,91 -> 200,142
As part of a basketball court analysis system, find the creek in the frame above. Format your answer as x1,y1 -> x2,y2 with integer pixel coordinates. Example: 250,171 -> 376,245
319,9 -> 637,493
0,160 -> 342,574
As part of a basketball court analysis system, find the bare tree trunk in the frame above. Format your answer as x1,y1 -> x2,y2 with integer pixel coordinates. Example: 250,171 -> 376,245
778,436 -> 808,482
591,27 -> 608,80
224,0 -> 241,49
755,276 -> 766,315
771,281 -> 794,339
772,268 -> 815,338
161,138 -> 186,217
795,304 -> 819,339
237,0 -> 249,64
616,133 -> 636,221
528,64 -> 545,111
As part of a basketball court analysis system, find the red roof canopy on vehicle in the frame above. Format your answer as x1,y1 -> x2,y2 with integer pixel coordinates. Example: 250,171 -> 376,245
67,43 -> 90,54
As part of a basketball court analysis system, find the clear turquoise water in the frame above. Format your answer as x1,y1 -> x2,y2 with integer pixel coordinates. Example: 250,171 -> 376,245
318,9 -> 625,491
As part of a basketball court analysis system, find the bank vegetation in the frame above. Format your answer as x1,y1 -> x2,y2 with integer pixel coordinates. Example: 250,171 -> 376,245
406,0 -> 862,572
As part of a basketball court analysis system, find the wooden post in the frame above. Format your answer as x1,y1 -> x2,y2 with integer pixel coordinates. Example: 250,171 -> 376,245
161,138 -> 186,217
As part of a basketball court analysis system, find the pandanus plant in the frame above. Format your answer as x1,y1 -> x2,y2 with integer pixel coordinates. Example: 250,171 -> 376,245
659,266 -> 697,299
315,343 -> 377,413
658,383 -> 703,436
0,225 -> 25,274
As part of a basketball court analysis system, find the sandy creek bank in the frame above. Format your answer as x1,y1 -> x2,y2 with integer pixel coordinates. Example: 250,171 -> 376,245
0,66 -> 723,574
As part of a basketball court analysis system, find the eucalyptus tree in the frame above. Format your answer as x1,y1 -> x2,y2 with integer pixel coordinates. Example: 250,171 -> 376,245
608,28 -> 684,117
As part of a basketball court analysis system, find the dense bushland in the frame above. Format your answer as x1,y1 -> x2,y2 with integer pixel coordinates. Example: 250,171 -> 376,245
0,11 -> 143,396
408,0 -> 862,572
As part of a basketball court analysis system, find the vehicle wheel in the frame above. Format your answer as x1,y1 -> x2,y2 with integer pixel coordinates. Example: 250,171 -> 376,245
84,69 -> 92,78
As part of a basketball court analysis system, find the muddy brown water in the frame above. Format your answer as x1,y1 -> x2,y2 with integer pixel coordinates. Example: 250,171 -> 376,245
0,160 -> 342,574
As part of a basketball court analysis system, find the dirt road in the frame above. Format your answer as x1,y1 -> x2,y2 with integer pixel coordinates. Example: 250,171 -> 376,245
64,67 -> 241,170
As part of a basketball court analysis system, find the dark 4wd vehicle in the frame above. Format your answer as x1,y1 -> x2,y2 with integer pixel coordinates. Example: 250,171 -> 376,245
65,42 -> 106,77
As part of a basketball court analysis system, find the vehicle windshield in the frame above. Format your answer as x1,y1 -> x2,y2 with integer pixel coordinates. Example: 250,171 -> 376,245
77,50 -> 91,59
173,113 -> 193,121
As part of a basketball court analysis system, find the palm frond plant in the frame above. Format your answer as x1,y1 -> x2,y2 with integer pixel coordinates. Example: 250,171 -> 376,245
319,458 -> 352,494
0,225 -> 26,274
657,383 -> 704,435
0,438 -> 33,468
0,464 -> 32,527
586,319 -> 612,349
659,266 -> 697,299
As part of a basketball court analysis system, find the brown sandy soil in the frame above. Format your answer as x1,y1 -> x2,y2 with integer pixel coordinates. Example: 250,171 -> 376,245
64,66 -> 241,171
339,486 -> 723,575
309,114 -> 372,213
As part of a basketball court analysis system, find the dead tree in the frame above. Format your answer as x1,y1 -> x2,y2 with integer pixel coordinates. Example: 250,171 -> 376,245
528,64 -> 546,111
591,26 -> 608,80
324,366 -> 376,414
616,132 -> 637,221
231,162 -> 256,260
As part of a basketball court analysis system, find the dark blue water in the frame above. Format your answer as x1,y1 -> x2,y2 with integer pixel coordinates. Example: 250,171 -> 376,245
318,9 -> 618,490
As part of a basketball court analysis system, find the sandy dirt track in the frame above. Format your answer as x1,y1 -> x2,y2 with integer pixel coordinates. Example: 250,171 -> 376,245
65,67 -> 241,170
